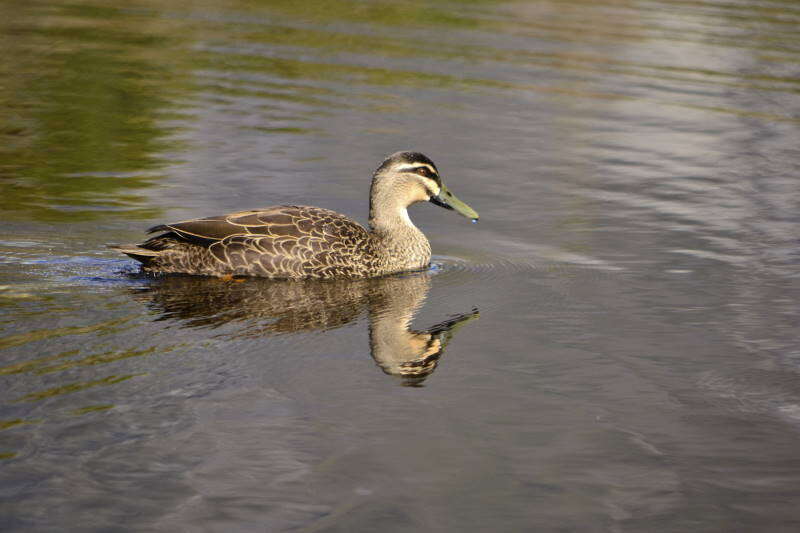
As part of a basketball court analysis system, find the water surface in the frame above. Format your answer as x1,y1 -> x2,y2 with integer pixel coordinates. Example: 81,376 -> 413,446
2,0 -> 800,531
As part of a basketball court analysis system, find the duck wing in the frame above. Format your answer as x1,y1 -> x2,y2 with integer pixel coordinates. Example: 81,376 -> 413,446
148,205 -> 321,244
146,205 -> 374,278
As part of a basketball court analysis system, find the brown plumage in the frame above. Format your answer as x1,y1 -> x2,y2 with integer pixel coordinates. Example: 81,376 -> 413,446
111,152 -> 479,279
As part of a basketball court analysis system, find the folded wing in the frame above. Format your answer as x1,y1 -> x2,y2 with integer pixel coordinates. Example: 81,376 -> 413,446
142,205 -> 374,278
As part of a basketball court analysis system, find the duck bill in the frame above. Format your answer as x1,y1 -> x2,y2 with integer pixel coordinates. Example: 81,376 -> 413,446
430,184 -> 479,222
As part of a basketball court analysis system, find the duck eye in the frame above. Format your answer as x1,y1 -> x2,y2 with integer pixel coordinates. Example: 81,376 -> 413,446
416,167 -> 431,177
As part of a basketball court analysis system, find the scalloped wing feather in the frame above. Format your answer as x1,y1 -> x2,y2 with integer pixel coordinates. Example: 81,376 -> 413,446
142,206 -> 376,278
149,206 -> 342,242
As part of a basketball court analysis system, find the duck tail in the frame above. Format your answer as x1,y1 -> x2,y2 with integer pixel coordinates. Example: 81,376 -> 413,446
108,244 -> 160,264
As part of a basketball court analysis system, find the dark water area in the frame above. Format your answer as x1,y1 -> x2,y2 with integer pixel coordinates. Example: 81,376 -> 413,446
2,0 -> 800,531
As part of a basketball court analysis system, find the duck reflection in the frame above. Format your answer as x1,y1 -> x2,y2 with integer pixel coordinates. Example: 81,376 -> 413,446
131,272 -> 477,385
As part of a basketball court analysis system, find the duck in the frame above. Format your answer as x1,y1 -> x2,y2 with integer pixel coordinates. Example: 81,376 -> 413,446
111,151 -> 479,279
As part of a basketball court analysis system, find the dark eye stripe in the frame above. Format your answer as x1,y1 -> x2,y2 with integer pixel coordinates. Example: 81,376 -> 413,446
412,166 -> 441,185
396,163 -> 441,186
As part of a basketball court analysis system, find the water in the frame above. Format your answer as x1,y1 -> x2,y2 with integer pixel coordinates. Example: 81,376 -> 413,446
2,0 -> 800,530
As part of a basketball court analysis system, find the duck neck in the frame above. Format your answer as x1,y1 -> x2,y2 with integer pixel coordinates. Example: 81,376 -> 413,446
368,181 -> 431,267
369,183 -> 422,240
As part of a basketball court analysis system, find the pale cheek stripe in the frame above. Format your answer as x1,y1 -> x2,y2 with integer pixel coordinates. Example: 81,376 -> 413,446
395,163 -> 437,174
393,165 -> 441,197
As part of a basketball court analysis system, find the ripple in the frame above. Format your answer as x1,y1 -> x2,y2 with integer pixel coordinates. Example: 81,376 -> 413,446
432,241 -> 624,282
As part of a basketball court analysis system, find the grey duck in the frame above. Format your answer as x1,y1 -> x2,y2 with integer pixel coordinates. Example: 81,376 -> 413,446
111,151 -> 479,279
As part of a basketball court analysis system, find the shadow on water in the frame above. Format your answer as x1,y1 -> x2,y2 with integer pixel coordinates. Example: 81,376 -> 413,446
130,271 -> 478,386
